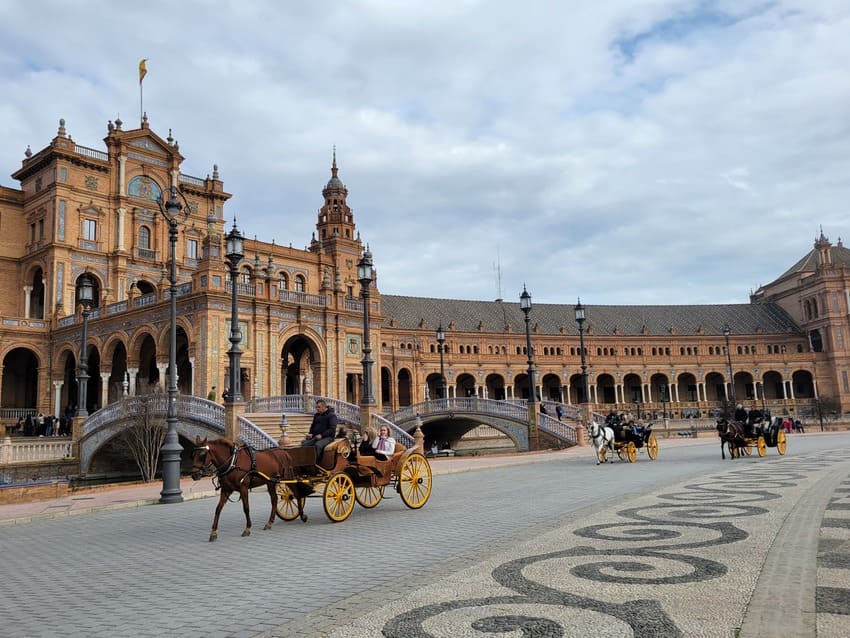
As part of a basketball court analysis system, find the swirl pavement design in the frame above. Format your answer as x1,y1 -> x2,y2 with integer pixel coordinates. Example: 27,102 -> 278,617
320,449 -> 850,637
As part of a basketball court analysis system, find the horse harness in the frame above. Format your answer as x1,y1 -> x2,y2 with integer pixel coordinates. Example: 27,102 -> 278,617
193,442 -> 276,490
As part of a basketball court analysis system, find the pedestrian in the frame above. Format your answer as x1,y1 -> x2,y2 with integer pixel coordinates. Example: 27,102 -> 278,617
36,412 -> 45,437
44,415 -> 54,437
783,417 -> 793,434
207,386 -> 217,401
555,404 -> 564,421
221,387 -> 231,402
793,419 -> 805,433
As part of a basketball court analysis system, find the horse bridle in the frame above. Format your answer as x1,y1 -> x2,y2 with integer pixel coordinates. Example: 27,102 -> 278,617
191,443 -> 239,479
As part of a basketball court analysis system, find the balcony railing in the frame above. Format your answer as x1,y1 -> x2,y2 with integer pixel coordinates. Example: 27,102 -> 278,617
74,144 -> 108,162
78,239 -> 103,251
178,173 -> 205,187
279,289 -> 327,307
134,247 -> 158,260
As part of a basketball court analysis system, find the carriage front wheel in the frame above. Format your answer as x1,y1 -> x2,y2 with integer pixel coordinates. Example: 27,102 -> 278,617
756,436 -> 767,457
398,453 -> 432,509
626,441 -> 637,463
646,434 -> 659,460
323,472 -> 355,522
355,485 -> 385,509
275,483 -> 305,521
776,430 -> 787,455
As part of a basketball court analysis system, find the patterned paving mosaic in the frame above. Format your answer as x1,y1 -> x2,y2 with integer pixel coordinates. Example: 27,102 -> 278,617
319,450 -> 850,637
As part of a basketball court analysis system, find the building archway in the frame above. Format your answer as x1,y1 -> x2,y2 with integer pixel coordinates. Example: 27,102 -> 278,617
280,334 -> 322,396
485,373 -> 505,400
1,348 -> 40,412
397,368 -> 412,407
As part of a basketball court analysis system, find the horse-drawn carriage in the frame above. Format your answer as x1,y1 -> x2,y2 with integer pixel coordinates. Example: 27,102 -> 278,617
275,433 -> 432,523
716,416 -> 787,459
588,415 -> 659,464
191,430 -> 432,540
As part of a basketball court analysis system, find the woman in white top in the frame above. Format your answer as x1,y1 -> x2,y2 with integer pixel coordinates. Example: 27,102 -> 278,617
371,425 -> 397,460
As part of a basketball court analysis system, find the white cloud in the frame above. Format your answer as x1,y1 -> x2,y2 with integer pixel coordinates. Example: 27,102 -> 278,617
2,0 -> 850,306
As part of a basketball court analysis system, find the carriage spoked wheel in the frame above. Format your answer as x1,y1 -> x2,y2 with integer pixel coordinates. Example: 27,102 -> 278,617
625,441 -> 637,463
355,485 -> 385,508
756,436 -> 767,457
741,443 -> 752,457
275,484 -> 305,522
398,452 -> 432,509
776,429 -> 787,455
323,472 -> 356,522
646,433 -> 659,460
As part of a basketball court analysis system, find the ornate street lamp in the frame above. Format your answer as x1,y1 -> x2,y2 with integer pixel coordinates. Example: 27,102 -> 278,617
225,220 -> 245,404
574,298 -> 589,403
157,185 -> 188,504
358,248 -> 375,406
520,285 -> 538,449
723,323 -> 735,404
436,324 -> 447,400
519,286 -> 536,409
76,274 -> 94,418
660,384 -> 667,419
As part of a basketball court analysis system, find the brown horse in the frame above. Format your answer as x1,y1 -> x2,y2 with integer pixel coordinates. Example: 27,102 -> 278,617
715,418 -> 747,460
191,436 -> 300,541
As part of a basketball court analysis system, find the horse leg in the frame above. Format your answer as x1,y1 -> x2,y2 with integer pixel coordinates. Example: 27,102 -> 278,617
209,489 -> 230,542
240,485 -> 252,537
721,440 -> 726,460
263,483 -> 276,531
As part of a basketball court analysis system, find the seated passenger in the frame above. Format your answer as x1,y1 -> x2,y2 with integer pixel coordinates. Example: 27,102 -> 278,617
359,424 -> 397,461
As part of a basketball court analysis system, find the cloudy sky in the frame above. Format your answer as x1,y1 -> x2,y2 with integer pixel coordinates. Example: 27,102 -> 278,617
2,1 -> 850,306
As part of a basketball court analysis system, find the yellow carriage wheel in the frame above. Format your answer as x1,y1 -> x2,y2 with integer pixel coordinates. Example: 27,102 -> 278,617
741,443 -> 752,456
355,485 -> 385,509
776,430 -> 787,455
275,483 -> 302,521
323,472 -> 355,522
398,452 -> 432,509
616,444 -> 626,461
646,434 -> 659,460
626,441 -> 637,463
756,436 -> 767,457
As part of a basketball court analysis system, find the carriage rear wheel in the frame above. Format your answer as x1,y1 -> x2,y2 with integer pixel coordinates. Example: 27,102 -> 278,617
323,472 -> 355,522
756,436 -> 767,457
275,484 -> 304,521
741,443 -> 752,456
776,430 -> 787,455
355,485 -> 385,508
398,452 -> 432,509
626,441 -> 637,463
646,434 -> 659,460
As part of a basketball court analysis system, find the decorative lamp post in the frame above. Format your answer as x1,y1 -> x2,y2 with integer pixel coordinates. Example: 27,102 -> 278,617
574,299 -> 589,403
660,384 -> 667,419
225,220 -> 245,404
358,248 -> 375,406
157,185 -> 189,504
520,285 -> 536,409
436,324 -> 447,400
723,323 -> 735,404
76,274 -> 94,418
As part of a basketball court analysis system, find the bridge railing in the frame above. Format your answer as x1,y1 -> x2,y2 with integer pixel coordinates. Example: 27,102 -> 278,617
388,398 -> 531,425
238,416 -> 278,449
248,395 -> 362,427
538,413 -> 578,445
82,395 -> 225,438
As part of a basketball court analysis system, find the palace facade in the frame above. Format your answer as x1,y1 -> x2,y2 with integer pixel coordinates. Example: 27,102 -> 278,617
1,115 -> 848,433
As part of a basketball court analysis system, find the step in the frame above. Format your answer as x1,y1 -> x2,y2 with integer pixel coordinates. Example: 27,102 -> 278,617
242,412 -> 313,443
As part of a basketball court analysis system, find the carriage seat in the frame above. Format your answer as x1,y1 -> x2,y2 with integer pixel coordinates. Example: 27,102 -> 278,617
314,437 -> 351,470
354,442 -> 406,475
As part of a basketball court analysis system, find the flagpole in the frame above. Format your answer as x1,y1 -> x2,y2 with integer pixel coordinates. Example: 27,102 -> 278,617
138,59 -> 147,125
140,82 -> 143,124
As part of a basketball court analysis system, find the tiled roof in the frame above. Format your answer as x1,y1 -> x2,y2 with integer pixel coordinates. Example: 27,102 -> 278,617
769,243 -> 850,285
379,295 -> 801,337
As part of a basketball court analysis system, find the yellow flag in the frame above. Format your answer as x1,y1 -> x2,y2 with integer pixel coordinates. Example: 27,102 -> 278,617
139,59 -> 147,85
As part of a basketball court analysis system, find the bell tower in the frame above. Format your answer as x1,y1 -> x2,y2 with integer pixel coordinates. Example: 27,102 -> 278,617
314,148 -> 357,245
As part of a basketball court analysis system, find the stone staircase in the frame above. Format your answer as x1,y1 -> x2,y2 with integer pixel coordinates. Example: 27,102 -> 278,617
242,412 -> 314,444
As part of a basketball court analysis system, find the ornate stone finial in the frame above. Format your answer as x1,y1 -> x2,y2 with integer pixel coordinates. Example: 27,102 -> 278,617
174,140 -> 179,151
213,164 -> 219,180
107,120 -> 114,133
115,115 -> 123,130
57,118 -> 66,137
278,415 -> 292,447
167,128 -> 173,145
24,145 -> 32,158
413,414 -> 425,452
142,112 -> 149,126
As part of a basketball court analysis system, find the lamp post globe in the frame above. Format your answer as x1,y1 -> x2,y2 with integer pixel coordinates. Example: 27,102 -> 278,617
76,274 -> 94,417
225,220 -> 245,404
358,248 -> 375,406
436,324 -> 447,399
158,184 -> 188,504
574,298 -> 589,404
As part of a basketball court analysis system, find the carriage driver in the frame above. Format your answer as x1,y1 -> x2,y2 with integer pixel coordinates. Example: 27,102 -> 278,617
301,400 -> 338,464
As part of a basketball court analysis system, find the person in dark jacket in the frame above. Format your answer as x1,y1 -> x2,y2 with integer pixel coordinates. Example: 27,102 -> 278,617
300,399 -> 338,463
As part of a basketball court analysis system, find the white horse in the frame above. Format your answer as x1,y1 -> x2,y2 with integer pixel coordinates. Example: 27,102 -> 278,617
587,420 -> 615,464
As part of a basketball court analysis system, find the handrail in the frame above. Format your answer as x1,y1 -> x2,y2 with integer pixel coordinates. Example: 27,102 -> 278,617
371,413 -> 414,448
238,416 -> 277,449
388,398 -> 531,424
538,413 -> 577,445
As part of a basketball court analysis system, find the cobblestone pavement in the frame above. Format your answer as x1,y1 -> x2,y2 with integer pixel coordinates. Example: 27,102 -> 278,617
1,434 -> 848,637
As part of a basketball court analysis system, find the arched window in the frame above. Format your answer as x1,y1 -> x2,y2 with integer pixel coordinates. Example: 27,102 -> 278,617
279,272 -> 289,290
294,275 -> 305,292
138,226 -> 151,249
240,266 -> 252,285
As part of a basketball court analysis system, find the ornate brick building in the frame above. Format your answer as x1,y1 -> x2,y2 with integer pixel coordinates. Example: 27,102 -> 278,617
0,116 -> 846,431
